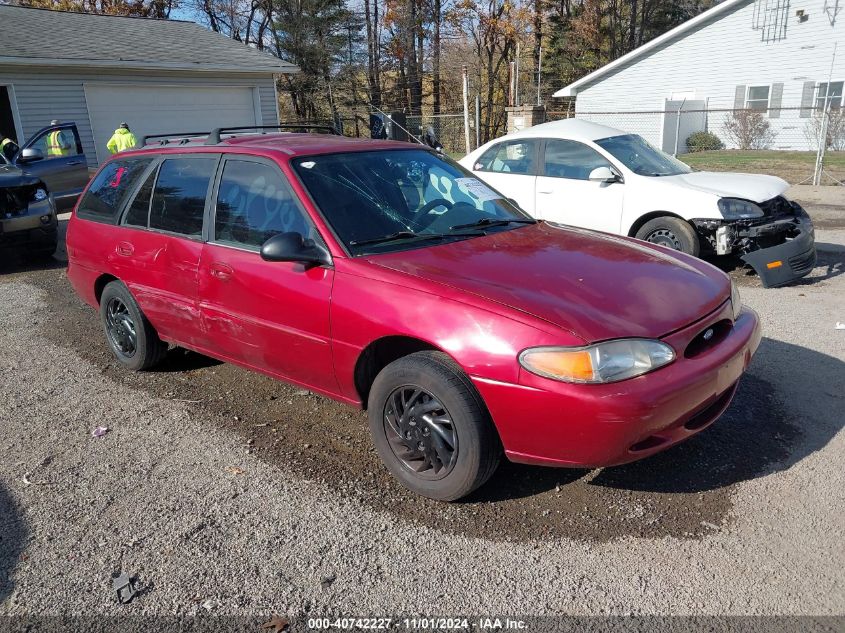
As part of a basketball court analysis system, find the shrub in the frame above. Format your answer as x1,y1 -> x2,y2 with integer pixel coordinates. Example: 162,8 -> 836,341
686,131 -> 724,153
722,109 -> 776,150
802,109 -> 845,151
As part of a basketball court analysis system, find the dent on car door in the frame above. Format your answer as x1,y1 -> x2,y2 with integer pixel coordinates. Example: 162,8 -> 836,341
115,155 -> 217,348
198,156 -> 336,393
535,138 -> 624,232
17,123 -> 89,210
471,139 -> 539,214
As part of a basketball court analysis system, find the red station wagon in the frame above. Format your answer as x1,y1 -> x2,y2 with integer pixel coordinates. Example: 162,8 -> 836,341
66,128 -> 762,500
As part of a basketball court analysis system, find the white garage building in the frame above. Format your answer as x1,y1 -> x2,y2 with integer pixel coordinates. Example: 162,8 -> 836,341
0,5 -> 297,166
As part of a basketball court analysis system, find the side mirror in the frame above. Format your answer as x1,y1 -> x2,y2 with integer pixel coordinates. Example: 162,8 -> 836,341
19,148 -> 44,163
589,166 -> 620,183
260,232 -> 330,268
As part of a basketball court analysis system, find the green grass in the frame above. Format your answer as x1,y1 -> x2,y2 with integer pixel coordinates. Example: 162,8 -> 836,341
681,150 -> 845,185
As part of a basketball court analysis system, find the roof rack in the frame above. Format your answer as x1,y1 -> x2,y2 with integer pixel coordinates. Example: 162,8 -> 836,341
205,123 -> 341,145
141,132 -> 209,146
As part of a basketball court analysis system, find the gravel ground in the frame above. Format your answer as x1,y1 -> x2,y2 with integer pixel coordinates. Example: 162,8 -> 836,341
0,209 -> 843,628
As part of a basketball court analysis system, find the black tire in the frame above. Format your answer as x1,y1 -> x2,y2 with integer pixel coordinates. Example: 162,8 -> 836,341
99,280 -> 167,371
635,216 -> 700,257
367,351 -> 501,501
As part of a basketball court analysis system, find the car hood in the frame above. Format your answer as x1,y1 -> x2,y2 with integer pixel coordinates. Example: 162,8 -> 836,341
0,164 -> 39,188
365,222 -> 730,343
660,171 -> 789,202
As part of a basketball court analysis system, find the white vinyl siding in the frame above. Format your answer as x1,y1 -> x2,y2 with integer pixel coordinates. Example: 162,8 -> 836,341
0,66 -> 279,167
571,0 -> 845,150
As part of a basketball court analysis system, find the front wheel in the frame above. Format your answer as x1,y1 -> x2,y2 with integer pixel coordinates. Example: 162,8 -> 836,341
635,216 -> 700,257
367,351 -> 501,501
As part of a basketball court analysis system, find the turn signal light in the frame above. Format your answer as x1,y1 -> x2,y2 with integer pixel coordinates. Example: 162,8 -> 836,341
767,260 -> 783,269
521,349 -> 594,382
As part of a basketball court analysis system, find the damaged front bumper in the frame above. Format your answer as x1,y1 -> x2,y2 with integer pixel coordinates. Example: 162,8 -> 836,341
0,197 -> 58,252
692,204 -> 816,288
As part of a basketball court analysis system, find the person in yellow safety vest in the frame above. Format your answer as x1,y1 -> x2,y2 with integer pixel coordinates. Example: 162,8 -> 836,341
46,119 -> 72,157
1,134 -> 19,161
106,122 -> 138,155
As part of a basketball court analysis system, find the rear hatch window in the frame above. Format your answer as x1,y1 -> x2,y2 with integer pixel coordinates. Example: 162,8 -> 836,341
76,157 -> 153,223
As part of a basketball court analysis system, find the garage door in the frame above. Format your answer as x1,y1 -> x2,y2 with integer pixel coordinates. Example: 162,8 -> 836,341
85,84 -> 259,164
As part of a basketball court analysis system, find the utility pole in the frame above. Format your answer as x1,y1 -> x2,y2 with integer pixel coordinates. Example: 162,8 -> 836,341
462,65 -> 471,155
515,41 -> 520,107
508,62 -> 516,107
536,45 -> 543,106
814,43 -> 838,185
475,94 -> 481,149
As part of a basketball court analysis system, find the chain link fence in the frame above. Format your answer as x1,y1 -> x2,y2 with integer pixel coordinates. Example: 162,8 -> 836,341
548,106 -> 845,185
333,111 -> 473,158
405,114 -> 470,157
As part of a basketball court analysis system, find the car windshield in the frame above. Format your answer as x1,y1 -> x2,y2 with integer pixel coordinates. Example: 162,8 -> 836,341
595,134 -> 692,177
292,148 -> 533,255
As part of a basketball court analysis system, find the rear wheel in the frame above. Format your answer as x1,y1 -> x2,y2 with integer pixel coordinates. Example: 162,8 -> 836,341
367,351 -> 501,501
635,216 -> 700,257
99,281 -> 166,371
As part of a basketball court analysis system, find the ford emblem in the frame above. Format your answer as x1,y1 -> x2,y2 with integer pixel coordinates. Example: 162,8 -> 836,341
703,328 -> 714,341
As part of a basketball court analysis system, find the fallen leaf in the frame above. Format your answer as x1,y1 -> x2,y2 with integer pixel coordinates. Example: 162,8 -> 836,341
224,466 -> 245,476
261,616 -> 290,632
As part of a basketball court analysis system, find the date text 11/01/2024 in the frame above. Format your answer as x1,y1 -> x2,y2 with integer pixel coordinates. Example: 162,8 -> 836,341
305,617 -> 528,629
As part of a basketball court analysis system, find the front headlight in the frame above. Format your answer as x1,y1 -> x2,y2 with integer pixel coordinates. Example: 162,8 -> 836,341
519,339 -> 676,384
718,197 -> 764,220
32,188 -> 48,202
730,281 -> 742,320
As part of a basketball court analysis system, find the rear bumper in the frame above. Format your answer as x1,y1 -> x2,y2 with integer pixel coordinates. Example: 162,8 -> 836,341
740,215 -> 816,288
472,305 -> 762,468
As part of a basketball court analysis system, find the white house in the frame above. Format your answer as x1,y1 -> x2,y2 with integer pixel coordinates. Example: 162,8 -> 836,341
553,0 -> 844,152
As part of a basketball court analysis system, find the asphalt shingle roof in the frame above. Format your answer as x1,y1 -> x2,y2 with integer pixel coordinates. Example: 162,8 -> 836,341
0,5 -> 298,74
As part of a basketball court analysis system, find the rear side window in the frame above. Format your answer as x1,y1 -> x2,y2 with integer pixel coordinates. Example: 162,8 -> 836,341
76,157 -> 153,223
474,140 -> 537,175
123,166 -> 157,227
149,158 -> 215,237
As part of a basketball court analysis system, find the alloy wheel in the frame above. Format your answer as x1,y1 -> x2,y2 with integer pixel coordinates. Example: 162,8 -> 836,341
383,386 -> 458,480
105,297 -> 137,358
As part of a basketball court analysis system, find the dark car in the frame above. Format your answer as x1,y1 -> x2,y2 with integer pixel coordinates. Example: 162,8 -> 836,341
66,128 -> 761,501
1,122 -> 89,258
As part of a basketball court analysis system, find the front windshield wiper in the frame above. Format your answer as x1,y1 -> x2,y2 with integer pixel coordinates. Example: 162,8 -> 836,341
449,218 -> 536,231
349,230 -> 484,248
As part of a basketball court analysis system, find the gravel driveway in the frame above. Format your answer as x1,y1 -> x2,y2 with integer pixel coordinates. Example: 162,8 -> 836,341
0,213 -> 843,631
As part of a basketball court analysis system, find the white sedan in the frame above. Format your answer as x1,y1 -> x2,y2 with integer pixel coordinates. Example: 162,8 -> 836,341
459,119 -> 816,287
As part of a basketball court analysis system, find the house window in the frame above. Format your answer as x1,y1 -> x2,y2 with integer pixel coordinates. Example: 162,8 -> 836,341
746,86 -> 770,111
816,81 -> 844,111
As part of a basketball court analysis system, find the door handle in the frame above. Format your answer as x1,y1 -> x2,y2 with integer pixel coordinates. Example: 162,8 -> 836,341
116,242 -> 134,257
67,160 -> 83,166
537,190 -> 553,194
210,262 -> 234,281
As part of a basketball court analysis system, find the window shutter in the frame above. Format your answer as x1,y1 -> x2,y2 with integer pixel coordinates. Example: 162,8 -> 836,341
769,83 -> 784,118
800,81 -> 816,118
734,85 -> 747,110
